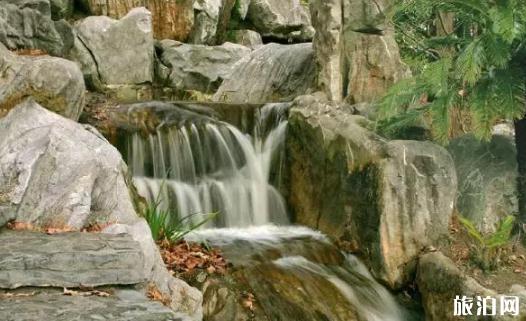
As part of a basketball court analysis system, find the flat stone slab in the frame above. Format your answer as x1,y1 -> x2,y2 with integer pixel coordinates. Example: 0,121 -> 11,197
0,289 -> 183,321
0,230 -> 146,289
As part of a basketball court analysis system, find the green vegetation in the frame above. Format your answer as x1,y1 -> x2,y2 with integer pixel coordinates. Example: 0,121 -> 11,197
459,215 -> 516,271
141,183 -> 218,242
380,0 -> 526,234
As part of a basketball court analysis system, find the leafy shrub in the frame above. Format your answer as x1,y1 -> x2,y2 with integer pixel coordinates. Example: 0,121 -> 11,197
458,215 -> 516,271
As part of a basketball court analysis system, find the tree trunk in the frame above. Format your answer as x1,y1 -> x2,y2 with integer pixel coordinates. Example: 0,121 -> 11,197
515,116 -> 526,236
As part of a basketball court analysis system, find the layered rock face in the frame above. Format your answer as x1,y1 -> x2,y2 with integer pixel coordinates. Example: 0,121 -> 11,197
310,0 -> 410,102
71,7 -> 154,91
0,0 -> 73,56
213,43 -> 316,103
287,95 -> 457,288
0,43 -> 85,120
0,99 -> 202,320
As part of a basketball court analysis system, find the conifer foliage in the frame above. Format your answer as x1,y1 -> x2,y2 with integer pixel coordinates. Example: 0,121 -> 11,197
379,0 -> 526,232
379,0 -> 526,142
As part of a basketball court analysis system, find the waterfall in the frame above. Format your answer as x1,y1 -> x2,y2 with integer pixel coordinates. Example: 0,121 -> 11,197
127,103 -> 290,227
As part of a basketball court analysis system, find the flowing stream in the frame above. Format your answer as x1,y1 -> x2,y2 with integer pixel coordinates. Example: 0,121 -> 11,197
125,102 -> 421,321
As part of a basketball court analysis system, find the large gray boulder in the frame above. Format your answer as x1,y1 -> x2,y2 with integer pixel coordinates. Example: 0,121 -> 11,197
213,43 -> 316,103
0,0 -> 72,56
71,7 -> 154,91
287,94 -> 457,288
246,0 -> 313,41
0,99 -> 202,320
157,40 -> 250,93
310,0 -> 410,102
0,43 -> 85,120
448,134 -> 518,233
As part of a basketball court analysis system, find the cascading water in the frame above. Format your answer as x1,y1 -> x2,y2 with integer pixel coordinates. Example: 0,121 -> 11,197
127,103 -> 289,227
187,226 -> 416,321
123,102 -> 421,321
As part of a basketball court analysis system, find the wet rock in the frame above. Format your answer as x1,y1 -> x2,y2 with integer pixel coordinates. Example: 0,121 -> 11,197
310,0 -> 410,102
417,252 -> 526,321
0,43 -> 85,120
213,43 -> 315,103
448,134 -> 518,233
157,40 -> 250,94
0,99 -> 202,319
0,0 -> 72,56
246,0 -> 313,42
0,231 -> 146,289
187,226 -> 405,321
71,7 -> 154,91
80,0 -> 194,41
227,30 -> 263,49
0,288 -> 181,321
287,94 -> 457,288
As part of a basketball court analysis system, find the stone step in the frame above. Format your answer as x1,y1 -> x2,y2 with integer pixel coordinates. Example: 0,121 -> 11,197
0,230 -> 146,289
0,288 -> 186,321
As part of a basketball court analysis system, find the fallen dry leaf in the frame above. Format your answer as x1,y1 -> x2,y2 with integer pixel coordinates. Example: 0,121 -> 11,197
147,284 -> 171,306
6,221 -> 36,231
81,222 -> 116,233
45,226 -> 76,235
158,240 -> 228,277
242,292 -> 256,311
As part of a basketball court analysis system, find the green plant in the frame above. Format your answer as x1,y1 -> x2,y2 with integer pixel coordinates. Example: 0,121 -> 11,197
379,0 -> 526,233
458,215 -> 516,271
141,181 -> 219,242
168,212 -> 219,243
142,186 -> 171,241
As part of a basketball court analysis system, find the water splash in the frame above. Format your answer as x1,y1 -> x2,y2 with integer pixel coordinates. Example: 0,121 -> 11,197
127,103 -> 290,227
